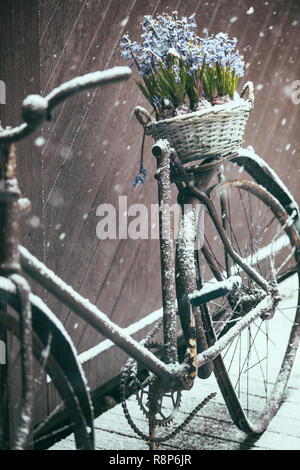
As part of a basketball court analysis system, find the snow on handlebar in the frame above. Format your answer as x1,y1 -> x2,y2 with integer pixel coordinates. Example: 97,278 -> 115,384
0,66 -> 131,144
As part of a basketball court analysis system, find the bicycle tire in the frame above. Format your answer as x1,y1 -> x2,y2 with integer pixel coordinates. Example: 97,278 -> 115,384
0,277 -> 94,449
231,149 -> 300,234
199,179 -> 300,434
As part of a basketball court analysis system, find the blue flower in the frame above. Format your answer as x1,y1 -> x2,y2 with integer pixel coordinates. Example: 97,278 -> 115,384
142,15 -> 153,30
230,54 -> 245,77
132,165 -> 149,188
120,35 -> 132,60
120,13 -> 245,111
152,95 -> 162,107
198,30 -> 244,77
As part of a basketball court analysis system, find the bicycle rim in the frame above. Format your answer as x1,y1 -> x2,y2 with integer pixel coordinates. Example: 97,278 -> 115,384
0,296 -> 93,449
200,179 -> 300,434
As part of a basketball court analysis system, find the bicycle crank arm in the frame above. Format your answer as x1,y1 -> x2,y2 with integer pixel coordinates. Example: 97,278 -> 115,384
189,275 -> 242,305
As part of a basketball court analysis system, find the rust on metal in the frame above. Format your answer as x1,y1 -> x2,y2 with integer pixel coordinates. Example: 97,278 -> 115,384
0,144 -> 21,275
153,140 -> 178,365
186,305 -> 198,381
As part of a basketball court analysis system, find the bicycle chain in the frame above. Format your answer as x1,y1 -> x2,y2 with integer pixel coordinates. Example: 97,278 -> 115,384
120,319 -> 216,443
121,365 -> 216,444
122,357 -> 182,427
120,319 -> 181,427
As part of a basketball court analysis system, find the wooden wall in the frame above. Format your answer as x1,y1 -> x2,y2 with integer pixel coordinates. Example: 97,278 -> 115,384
1,0 -> 300,413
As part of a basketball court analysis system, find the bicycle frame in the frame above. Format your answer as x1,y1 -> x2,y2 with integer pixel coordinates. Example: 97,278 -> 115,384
0,139 -> 279,395
0,66 -> 299,453
0,67 -> 287,400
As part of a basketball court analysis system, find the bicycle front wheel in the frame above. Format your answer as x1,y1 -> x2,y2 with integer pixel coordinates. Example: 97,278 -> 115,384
0,278 -> 94,449
200,179 -> 300,434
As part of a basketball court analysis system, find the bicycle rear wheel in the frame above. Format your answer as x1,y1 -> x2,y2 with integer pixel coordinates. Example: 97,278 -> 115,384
199,179 -> 300,434
0,278 -> 94,449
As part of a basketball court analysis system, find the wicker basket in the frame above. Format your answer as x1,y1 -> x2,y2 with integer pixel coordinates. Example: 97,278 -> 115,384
135,81 -> 254,163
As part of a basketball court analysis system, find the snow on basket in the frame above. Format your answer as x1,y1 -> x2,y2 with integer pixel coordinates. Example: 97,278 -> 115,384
135,81 -> 254,163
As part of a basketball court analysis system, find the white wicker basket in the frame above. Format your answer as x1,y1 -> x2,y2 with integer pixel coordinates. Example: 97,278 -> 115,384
135,81 -> 254,163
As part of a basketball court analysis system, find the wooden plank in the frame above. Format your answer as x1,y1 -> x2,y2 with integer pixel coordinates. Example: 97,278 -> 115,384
0,0 -> 42,254
40,0 -> 133,199
36,0 -> 300,417
54,0 -> 203,353
0,0 -> 47,444
47,306 -> 165,410
39,0 -> 149,415
39,0 -> 88,95
40,0 -> 163,353
242,1 -> 299,198
38,0 -> 62,44
38,0 -> 134,286
70,0 -> 204,354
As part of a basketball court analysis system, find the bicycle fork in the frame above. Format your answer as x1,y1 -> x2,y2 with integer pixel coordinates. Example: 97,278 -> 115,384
175,192 -> 214,379
153,140 -> 213,381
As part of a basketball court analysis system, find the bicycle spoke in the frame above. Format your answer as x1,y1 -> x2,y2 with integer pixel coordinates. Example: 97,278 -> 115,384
203,235 -> 226,274
33,402 -> 65,437
31,421 -> 75,447
202,179 -> 300,433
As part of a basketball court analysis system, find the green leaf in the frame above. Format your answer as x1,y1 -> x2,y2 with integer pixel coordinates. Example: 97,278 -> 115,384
159,62 -> 177,93
136,80 -> 150,101
143,76 -> 155,97
203,66 -> 217,100
179,59 -> 187,104
186,73 -> 199,108
156,65 -> 180,108
202,74 -> 209,100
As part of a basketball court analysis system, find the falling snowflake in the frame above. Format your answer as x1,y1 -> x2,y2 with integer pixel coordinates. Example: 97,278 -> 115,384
121,16 -> 129,28
29,215 -> 40,228
34,136 -> 45,147
283,85 -> 293,98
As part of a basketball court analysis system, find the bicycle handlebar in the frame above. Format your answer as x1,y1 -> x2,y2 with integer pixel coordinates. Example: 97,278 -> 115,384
0,66 -> 131,145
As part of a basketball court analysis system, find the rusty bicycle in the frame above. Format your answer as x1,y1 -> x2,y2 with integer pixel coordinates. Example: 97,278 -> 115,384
0,68 -> 299,450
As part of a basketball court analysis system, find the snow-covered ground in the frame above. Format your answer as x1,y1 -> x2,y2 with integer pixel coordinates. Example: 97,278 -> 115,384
50,274 -> 300,450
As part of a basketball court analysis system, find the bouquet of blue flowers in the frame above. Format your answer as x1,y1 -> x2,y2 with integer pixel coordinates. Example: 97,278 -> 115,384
121,12 -> 254,179
120,12 -> 245,119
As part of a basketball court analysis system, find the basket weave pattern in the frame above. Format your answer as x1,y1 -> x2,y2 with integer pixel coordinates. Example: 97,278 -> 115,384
135,82 -> 254,163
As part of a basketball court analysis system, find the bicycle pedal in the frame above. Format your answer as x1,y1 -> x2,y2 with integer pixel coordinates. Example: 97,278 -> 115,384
189,275 -> 242,305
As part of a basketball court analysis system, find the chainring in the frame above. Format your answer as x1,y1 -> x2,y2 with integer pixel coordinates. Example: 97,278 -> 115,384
120,318 -> 182,428
122,354 -> 182,427
120,320 -> 216,444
